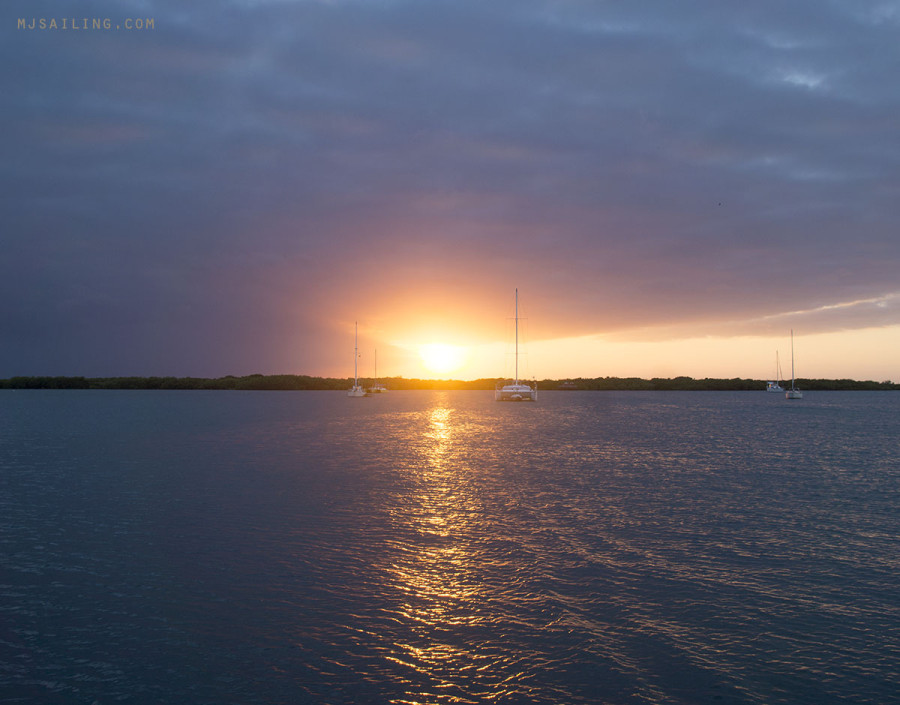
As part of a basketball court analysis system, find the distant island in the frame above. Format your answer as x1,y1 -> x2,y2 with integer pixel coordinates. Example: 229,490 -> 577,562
1,375 -> 896,391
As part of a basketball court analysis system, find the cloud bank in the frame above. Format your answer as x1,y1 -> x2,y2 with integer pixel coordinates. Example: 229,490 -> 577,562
3,0 -> 899,375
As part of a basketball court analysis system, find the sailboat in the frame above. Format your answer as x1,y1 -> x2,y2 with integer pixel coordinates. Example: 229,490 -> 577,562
347,322 -> 367,397
368,349 -> 387,394
785,329 -> 803,400
495,288 -> 537,402
766,351 -> 784,392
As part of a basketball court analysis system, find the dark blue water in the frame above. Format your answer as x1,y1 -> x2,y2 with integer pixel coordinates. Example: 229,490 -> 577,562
2,390 -> 899,704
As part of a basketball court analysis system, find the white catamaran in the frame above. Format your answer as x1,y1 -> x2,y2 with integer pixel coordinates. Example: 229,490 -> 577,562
785,329 -> 803,400
495,288 -> 537,402
347,321 -> 367,397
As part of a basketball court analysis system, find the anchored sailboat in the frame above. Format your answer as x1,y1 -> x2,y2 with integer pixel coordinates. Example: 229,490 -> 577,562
347,322 -> 367,397
785,330 -> 803,400
766,351 -> 784,392
369,349 -> 387,394
495,288 -> 537,402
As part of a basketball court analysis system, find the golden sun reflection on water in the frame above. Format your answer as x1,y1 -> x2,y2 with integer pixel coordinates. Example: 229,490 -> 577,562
425,406 -> 451,470
380,395 -> 517,703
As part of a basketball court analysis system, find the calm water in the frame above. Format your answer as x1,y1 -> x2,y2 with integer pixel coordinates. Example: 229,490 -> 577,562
2,390 -> 899,704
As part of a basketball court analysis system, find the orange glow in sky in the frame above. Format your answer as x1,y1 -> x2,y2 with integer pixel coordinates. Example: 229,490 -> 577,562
418,343 -> 468,376
345,322 -> 900,383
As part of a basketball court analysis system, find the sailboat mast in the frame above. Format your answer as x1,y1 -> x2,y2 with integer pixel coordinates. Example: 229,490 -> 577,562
514,288 -> 519,385
790,329 -> 795,390
354,321 -> 359,385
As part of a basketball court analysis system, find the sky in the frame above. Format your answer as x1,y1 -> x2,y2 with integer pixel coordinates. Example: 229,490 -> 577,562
3,0 -> 900,382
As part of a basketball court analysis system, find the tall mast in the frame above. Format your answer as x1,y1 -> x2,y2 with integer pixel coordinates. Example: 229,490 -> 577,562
515,288 -> 519,385
790,329 -> 795,390
354,321 -> 359,386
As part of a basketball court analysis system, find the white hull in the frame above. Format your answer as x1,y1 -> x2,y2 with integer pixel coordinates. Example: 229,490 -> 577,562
766,382 -> 784,392
495,383 -> 537,402
347,385 -> 367,397
785,389 -> 803,400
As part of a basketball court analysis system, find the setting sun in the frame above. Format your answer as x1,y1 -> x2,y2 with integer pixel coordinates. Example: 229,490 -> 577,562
418,343 -> 467,375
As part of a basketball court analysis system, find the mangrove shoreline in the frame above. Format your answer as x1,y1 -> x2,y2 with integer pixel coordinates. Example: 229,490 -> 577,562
1,375 -> 897,391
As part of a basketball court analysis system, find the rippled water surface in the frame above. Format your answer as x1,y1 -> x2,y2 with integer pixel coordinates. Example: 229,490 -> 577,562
2,390 -> 899,704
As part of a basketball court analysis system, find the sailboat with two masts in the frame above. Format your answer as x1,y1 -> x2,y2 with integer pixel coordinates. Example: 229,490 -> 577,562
347,321 -> 367,397
785,329 -> 803,400
766,351 -> 784,392
495,288 -> 537,402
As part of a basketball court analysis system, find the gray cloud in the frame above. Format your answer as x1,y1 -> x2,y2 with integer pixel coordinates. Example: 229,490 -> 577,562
3,0 -> 899,375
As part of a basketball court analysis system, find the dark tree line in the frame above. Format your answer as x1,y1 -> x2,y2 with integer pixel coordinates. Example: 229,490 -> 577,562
554,376 -> 898,391
1,375 -> 896,391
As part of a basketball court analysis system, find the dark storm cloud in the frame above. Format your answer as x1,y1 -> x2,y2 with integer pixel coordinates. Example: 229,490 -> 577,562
3,0 -> 899,375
